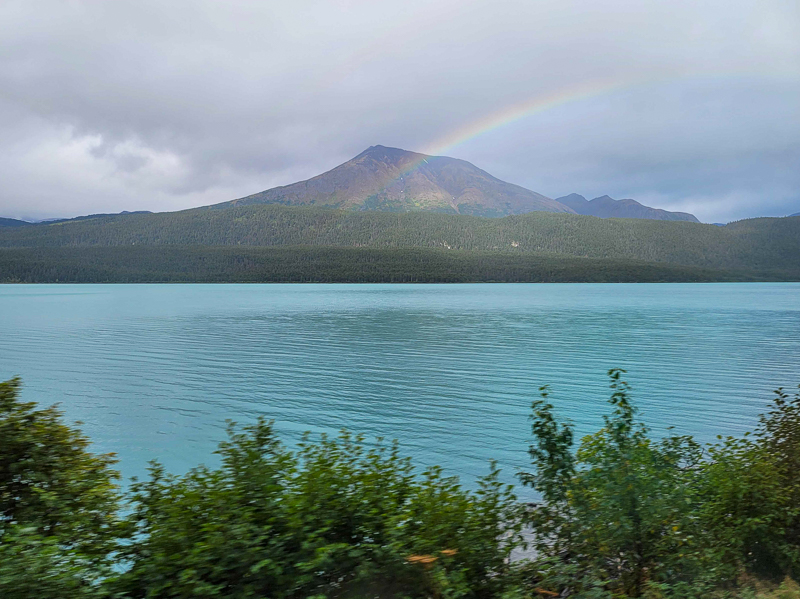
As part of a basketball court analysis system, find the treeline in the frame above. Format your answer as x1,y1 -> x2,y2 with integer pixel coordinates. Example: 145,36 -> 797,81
0,205 -> 799,274
0,246 -> 778,284
2,373 -> 800,598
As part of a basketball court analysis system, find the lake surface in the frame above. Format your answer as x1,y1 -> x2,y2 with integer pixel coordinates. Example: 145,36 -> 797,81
1,283 -> 798,492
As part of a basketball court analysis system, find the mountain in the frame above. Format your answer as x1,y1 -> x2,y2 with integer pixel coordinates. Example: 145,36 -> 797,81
790,212 -> 800,217
0,217 -> 32,227
215,145 -> 574,217
555,194 -> 699,222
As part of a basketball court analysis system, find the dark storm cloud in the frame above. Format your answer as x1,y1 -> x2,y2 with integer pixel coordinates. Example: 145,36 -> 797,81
0,0 -> 798,221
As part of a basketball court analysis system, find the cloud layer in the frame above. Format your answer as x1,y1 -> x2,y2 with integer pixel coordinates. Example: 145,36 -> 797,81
1,0 -> 798,222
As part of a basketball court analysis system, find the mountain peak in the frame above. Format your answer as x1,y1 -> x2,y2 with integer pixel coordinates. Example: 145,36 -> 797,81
554,194 -> 589,212
219,146 -> 574,217
356,144 -> 418,158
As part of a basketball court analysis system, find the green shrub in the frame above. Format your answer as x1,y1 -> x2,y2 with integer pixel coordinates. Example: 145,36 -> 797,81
2,374 -> 799,598
0,525 -> 108,599
699,386 -> 800,580
519,374 -> 800,597
113,421 -> 523,599
0,377 -> 121,597
520,370 -> 718,597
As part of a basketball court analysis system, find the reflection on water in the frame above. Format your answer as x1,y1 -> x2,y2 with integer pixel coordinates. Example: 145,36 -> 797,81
1,283 -> 798,489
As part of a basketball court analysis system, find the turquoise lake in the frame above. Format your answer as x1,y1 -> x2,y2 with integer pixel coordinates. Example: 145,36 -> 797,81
1,283 -> 798,491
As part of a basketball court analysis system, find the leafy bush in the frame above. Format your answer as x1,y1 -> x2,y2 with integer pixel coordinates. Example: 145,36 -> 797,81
112,421 -> 523,599
0,525 -> 108,599
0,377 -> 121,596
2,374 -> 799,598
699,386 -> 800,579
520,371 -> 800,598
520,370 -> 716,597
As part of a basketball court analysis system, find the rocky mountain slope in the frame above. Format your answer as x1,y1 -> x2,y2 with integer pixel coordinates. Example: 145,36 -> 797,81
216,145 -> 573,217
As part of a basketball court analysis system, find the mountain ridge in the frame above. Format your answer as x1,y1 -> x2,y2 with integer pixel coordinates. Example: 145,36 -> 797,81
214,145 -> 574,217
556,193 -> 699,222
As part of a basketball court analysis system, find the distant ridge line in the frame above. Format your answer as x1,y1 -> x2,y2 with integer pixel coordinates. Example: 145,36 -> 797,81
555,193 -> 699,222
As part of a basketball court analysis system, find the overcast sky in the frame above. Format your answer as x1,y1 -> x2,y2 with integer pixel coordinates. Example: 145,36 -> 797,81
1,0 -> 798,222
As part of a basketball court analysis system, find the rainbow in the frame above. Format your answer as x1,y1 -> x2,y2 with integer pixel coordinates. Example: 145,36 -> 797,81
419,77 -> 623,157
374,77 -> 632,189
404,68 -> 768,169
373,70 -> 746,192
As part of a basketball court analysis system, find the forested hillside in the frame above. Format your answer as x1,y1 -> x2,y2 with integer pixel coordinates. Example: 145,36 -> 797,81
1,206 -> 798,275
0,217 -> 32,228
0,246 -> 768,283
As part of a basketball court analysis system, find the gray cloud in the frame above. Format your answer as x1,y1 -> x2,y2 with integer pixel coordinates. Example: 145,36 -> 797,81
0,0 -> 798,222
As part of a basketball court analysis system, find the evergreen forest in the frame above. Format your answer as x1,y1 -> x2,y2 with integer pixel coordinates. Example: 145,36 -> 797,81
1,207 -> 798,283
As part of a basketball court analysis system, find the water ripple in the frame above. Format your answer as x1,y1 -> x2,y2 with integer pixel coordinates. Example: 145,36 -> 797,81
1,283 -> 798,491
